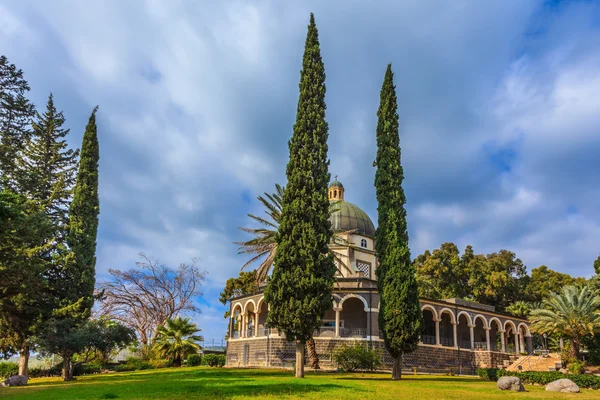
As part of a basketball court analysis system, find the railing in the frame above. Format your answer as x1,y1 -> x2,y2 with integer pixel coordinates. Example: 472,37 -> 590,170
474,341 -> 488,351
440,337 -> 454,347
314,327 -> 336,338
458,340 -> 471,349
421,335 -> 436,345
339,328 -> 367,338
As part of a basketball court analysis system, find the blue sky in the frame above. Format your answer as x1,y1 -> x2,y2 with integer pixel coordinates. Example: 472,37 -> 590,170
2,0 -> 600,343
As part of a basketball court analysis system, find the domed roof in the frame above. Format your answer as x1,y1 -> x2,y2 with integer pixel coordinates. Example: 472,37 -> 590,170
329,200 -> 375,237
329,180 -> 344,189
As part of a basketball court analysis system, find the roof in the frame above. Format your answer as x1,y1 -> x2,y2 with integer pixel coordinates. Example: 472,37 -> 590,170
329,180 -> 344,189
329,200 -> 375,236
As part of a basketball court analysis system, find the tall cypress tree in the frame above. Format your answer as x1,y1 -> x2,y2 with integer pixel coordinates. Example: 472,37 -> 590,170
18,93 -> 79,230
263,14 -> 335,379
0,55 -> 35,190
374,65 -> 422,380
47,106 -> 99,380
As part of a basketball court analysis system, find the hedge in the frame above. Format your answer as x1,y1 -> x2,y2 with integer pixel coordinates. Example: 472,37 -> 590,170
202,354 -> 226,367
477,368 -> 600,390
0,362 -> 18,379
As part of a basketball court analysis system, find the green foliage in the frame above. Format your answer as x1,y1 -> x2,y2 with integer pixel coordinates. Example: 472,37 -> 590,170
477,368 -> 499,381
115,357 -> 153,372
18,93 -> 79,228
374,64 -> 421,374
148,359 -> 173,369
219,270 -> 258,317
0,190 -> 53,358
527,265 -> 587,303
505,301 -> 532,318
594,255 -> 600,275
264,14 -> 336,348
568,361 -> 585,374
332,342 -> 381,372
152,317 -> 203,367
202,354 -> 226,367
0,361 -> 18,379
530,285 -> 600,358
497,369 -> 600,390
186,354 -> 202,366
0,55 -> 35,190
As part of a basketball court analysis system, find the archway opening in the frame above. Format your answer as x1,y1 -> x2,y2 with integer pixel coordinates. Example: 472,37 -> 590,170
257,300 -> 268,336
422,309 -> 436,345
505,324 -> 517,354
457,314 -> 471,349
340,297 -> 367,338
439,311 -> 454,347
490,319 -> 502,351
474,317 -> 487,350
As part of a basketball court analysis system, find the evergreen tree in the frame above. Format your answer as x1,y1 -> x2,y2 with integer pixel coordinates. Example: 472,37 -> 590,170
263,14 -> 335,379
594,255 -> 600,275
45,106 -> 99,380
18,93 -> 79,230
0,55 -> 35,189
374,65 -> 421,380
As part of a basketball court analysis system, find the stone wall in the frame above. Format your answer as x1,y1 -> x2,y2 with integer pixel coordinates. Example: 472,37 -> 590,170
474,350 -> 512,369
227,338 -> 484,374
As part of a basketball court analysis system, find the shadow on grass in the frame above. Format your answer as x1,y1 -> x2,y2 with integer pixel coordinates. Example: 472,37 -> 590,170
337,375 -> 480,383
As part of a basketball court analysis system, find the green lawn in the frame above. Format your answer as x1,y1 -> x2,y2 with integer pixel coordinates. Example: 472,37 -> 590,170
0,367 -> 596,399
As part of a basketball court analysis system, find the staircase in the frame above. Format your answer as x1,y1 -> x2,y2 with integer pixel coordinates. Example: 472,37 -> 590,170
506,353 -> 562,372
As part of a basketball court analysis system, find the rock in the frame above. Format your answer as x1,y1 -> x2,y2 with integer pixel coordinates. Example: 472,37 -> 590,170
497,376 -> 525,391
559,368 -> 568,374
545,379 -> 580,393
1,375 -> 28,387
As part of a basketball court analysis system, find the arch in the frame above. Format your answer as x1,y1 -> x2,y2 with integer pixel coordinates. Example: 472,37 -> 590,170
473,314 -> 489,329
232,302 -> 243,314
518,322 -> 531,337
256,296 -> 266,312
421,304 -> 439,321
360,238 -> 368,248
439,307 -> 456,324
332,293 -> 342,309
243,299 -> 256,314
489,317 -> 503,331
456,311 -> 473,326
339,293 -> 369,311
504,320 -> 517,333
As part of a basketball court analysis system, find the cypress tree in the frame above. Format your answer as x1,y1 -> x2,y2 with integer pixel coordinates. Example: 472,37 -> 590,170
263,14 -> 335,379
18,93 -> 79,231
0,55 -> 35,190
374,65 -> 422,380
48,106 -> 99,380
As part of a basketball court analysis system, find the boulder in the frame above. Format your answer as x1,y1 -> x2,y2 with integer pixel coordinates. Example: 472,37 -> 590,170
497,376 -> 525,391
545,379 -> 580,393
1,375 -> 28,387
559,368 -> 569,374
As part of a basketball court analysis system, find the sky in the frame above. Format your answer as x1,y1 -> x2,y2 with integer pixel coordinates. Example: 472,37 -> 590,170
2,0 -> 600,343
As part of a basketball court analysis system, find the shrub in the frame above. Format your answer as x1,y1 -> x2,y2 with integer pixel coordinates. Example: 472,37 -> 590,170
332,342 -> 381,372
497,369 -> 600,390
148,359 -> 172,369
187,354 -> 202,366
477,368 -> 499,381
115,357 -> 152,372
0,362 -> 18,379
203,354 -> 226,367
568,361 -> 585,375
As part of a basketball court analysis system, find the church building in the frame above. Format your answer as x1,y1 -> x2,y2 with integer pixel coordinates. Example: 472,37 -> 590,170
226,180 -> 531,373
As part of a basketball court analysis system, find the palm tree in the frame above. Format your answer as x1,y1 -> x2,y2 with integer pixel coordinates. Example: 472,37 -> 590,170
530,285 -> 600,358
153,317 -> 203,367
235,184 -> 355,369
235,184 -> 354,283
506,301 -> 532,318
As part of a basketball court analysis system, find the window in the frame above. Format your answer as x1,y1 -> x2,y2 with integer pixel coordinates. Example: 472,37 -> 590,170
356,260 -> 371,277
334,190 -> 337,198
360,239 -> 368,248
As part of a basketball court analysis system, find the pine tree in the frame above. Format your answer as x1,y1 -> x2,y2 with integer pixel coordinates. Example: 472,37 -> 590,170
263,14 -> 335,379
46,106 -> 99,380
18,93 -> 79,230
0,55 -> 35,189
374,64 -> 422,380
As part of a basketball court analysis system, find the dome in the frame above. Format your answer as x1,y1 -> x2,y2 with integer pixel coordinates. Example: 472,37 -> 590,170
329,180 -> 344,189
329,200 -> 376,237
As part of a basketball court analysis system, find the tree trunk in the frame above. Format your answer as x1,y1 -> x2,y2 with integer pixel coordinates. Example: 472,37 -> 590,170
392,355 -> 402,380
18,345 -> 30,377
62,355 -> 74,381
295,341 -> 305,378
306,338 -> 319,369
570,338 -> 580,360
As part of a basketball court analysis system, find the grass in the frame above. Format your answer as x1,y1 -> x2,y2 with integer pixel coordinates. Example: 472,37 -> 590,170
1,367 -> 597,399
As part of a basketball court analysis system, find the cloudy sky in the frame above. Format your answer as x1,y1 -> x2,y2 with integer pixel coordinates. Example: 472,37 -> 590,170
2,0 -> 599,342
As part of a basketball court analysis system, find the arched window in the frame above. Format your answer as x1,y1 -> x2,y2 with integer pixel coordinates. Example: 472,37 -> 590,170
334,190 -> 337,198
360,239 -> 367,248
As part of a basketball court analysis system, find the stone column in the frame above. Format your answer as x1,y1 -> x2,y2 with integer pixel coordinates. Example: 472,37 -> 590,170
242,314 -> 247,338
485,327 -> 491,351
366,308 -> 372,339
255,312 -> 261,337
469,324 -> 475,349
452,321 -> 458,348
334,308 -> 341,337
434,318 -> 441,345
229,313 -> 235,339
559,337 -> 564,350
500,330 -> 506,353
519,332 -> 526,354
513,332 -> 519,354
527,336 -> 533,354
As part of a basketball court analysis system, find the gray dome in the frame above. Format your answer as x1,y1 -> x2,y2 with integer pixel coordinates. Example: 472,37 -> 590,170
329,201 -> 375,237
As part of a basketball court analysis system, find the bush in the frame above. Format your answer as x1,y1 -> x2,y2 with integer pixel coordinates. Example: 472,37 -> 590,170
497,369 -> 600,390
29,366 -> 60,378
148,359 -> 172,369
568,361 -> 585,375
0,362 -> 18,379
187,354 -> 202,366
477,368 -> 499,381
203,354 -> 226,367
115,357 -> 152,372
332,342 -> 381,372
